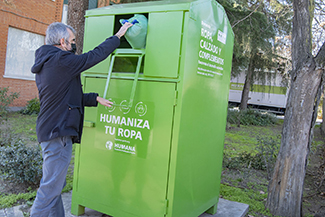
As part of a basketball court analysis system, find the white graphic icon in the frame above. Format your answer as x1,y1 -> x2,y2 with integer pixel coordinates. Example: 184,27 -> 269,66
105,98 -> 116,112
119,100 -> 131,114
105,141 -> 113,150
135,102 -> 147,116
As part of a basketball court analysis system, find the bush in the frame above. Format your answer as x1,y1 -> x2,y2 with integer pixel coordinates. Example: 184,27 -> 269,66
223,136 -> 280,179
255,136 -> 280,179
0,87 -> 19,118
227,109 -> 278,126
22,98 -> 40,115
223,151 -> 265,170
0,140 -> 42,185
0,128 -> 22,147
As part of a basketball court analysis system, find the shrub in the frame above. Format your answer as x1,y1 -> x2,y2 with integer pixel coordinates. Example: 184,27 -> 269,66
227,109 -> 278,126
0,141 -> 42,185
0,87 -> 19,118
223,136 -> 280,179
0,128 -> 22,147
21,98 -> 40,115
223,151 -> 265,170
255,136 -> 280,179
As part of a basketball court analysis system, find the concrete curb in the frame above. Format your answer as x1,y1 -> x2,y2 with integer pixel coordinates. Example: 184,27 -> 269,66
1,191 -> 249,217
0,205 -> 24,217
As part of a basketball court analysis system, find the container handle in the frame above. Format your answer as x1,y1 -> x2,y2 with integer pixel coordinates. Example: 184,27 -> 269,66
103,50 -> 144,108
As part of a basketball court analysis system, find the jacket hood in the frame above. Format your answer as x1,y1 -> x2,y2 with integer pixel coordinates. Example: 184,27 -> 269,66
31,45 -> 61,74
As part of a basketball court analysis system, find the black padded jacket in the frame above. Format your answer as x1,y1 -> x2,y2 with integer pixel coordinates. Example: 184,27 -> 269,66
31,36 -> 120,143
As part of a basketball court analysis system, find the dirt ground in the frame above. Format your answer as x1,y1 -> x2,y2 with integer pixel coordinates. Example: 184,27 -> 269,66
302,126 -> 325,216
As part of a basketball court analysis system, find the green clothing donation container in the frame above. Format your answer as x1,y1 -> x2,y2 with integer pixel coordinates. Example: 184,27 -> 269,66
71,0 -> 234,217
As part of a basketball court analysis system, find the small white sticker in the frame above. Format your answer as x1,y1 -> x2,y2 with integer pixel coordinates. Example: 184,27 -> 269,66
218,30 -> 227,44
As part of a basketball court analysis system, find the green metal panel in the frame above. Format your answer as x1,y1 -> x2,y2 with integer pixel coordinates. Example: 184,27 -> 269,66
167,1 -> 234,216
72,77 -> 177,217
85,0 -> 192,17
143,11 -> 184,78
72,0 -> 234,216
83,15 -> 114,74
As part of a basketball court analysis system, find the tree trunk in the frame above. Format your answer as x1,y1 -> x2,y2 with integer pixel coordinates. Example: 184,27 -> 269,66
291,0 -> 313,74
67,0 -> 89,55
313,43 -> 325,142
239,69 -> 252,110
240,53 -> 255,110
266,0 -> 321,215
266,56 -> 322,216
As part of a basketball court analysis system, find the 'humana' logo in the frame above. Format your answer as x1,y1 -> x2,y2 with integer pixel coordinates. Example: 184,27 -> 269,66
114,143 -> 136,154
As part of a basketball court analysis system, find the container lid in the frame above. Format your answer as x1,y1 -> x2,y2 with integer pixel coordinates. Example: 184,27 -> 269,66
85,0 -> 210,17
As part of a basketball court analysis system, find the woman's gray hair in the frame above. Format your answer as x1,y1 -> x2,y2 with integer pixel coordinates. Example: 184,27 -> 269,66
45,22 -> 76,45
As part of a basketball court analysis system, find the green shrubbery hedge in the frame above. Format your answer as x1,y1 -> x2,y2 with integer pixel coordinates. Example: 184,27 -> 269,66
21,98 -> 40,115
0,129 -> 42,185
227,108 -> 278,126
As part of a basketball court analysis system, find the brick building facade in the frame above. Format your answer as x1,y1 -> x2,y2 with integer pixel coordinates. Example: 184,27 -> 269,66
0,0 -> 63,107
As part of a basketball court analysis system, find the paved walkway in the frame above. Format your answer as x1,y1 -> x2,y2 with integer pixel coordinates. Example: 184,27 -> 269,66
0,191 -> 249,217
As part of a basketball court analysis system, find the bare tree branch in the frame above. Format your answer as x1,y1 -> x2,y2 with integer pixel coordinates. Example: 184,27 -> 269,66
314,17 -> 325,30
315,41 -> 325,67
232,4 -> 260,28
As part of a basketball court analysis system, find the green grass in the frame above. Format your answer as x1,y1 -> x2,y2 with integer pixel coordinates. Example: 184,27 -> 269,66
0,191 -> 36,209
225,131 -> 258,157
222,122 -> 282,216
220,183 -> 271,216
1,113 -> 38,142
224,124 -> 281,158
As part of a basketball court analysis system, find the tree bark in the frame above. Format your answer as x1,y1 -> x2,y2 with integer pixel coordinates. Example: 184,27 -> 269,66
266,56 -> 322,216
240,52 -> 255,110
67,0 -> 89,55
291,0 -> 313,73
317,43 -> 325,134
239,67 -> 253,110
266,0 -> 321,215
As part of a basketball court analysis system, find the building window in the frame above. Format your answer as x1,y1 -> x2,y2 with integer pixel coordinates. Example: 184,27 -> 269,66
4,27 -> 44,81
62,4 -> 68,24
